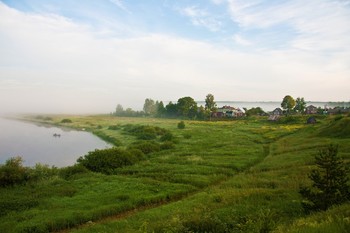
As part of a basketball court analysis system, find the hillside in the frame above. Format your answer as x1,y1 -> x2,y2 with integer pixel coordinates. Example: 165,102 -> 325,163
318,116 -> 350,138
0,115 -> 349,233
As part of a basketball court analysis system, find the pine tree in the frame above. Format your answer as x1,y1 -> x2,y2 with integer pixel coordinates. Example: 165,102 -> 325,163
300,144 -> 350,212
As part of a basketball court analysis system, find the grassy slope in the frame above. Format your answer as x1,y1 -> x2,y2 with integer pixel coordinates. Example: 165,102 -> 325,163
1,115 -> 349,232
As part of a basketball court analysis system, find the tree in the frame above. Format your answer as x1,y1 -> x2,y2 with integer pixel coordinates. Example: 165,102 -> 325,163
294,97 -> 306,114
299,144 -> 350,212
143,98 -> 156,115
156,101 -> 166,117
245,107 -> 265,117
177,121 -> 185,129
177,96 -> 198,119
205,94 -> 217,112
281,95 -> 296,115
0,157 -> 29,186
115,104 -> 124,116
197,105 -> 206,120
165,101 -> 177,117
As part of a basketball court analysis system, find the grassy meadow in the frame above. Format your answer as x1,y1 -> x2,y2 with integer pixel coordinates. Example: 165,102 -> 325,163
0,114 -> 349,232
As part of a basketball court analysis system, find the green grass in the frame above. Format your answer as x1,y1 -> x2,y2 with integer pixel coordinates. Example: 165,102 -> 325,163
2,114 -> 349,232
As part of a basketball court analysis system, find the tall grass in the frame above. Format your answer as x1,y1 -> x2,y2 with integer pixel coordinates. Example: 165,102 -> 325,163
2,115 -> 349,232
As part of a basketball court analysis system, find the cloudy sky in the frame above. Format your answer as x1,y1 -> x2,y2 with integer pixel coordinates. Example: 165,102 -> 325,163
1,0 -> 349,113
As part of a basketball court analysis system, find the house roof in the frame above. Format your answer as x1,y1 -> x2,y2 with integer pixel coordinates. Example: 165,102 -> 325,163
306,105 -> 317,109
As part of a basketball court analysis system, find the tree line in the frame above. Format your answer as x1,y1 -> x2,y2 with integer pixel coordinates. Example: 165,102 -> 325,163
113,94 -> 307,119
114,94 -> 217,119
114,94 -> 343,119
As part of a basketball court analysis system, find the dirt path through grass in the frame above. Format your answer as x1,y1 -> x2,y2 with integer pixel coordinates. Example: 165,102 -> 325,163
56,144 -> 272,233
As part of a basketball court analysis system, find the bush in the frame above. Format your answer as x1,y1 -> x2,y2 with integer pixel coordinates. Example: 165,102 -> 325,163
0,157 -> 29,187
108,125 -> 121,130
160,131 -> 174,142
334,115 -> 343,121
0,196 -> 39,217
59,164 -> 89,179
160,141 -> 175,150
129,141 -> 161,154
279,116 -> 299,124
61,118 -> 72,123
178,121 -> 185,129
28,163 -> 58,181
182,213 -> 226,233
137,131 -> 157,140
122,125 -> 170,141
77,147 -> 144,174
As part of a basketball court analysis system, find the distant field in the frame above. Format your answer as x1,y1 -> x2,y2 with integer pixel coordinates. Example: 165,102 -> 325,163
1,114 -> 349,233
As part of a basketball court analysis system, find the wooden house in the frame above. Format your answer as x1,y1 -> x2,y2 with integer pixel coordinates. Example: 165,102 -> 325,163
271,108 -> 283,116
305,105 -> 318,114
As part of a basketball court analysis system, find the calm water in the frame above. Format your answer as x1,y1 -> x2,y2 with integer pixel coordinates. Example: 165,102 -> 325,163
0,118 -> 111,167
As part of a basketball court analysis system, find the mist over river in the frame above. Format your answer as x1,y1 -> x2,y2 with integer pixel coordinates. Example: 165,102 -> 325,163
0,118 -> 111,167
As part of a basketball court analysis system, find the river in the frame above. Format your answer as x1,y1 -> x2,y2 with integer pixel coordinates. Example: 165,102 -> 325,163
0,118 -> 111,167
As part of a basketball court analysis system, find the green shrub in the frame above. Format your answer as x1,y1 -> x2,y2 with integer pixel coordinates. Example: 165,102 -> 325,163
334,115 -> 343,121
160,141 -> 175,150
183,133 -> 192,139
28,163 -> 58,181
0,196 -> 39,217
0,157 -> 29,187
160,131 -> 174,142
77,147 -> 144,174
108,125 -> 121,130
182,214 -> 226,233
128,149 -> 145,160
137,131 -> 157,140
122,125 -> 168,140
61,118 -> 72,123
279,116 -> 299,124
129,141 -> 161,154
59,164 -> 89,179
178,121 -> 185,129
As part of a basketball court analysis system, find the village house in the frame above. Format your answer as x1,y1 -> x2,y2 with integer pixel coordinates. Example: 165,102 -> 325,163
271,108 -> 283,116
305,105 -> 318,114
212,105 -> 245,118
328,107 -> 350,115
267,107 -> 283,121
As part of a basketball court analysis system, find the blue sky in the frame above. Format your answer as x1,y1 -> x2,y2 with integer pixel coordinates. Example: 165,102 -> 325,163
0,0 -> 350,113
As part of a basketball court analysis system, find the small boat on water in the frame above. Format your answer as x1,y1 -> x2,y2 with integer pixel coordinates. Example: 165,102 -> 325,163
53,133 -> 61,137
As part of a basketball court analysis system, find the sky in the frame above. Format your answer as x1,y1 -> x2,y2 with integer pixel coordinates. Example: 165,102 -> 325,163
0,0 -> 350,114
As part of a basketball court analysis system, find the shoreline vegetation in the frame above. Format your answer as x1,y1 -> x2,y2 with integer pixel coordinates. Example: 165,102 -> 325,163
1,96 -> 349,232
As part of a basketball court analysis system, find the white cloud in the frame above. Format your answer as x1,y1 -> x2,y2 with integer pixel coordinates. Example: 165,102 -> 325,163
227,0 -> 350,53
108,0 -> 130,13
211,0 -> 225,5
180,5 -> 222,32
0,2 -> 349,114
233,34 -> 252,46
